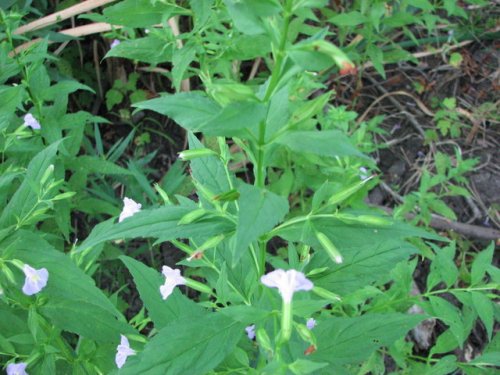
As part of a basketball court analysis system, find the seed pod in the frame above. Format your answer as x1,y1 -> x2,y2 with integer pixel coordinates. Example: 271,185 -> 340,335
178,148 -> 218,161
315,232 -> 343,264
312,286 -> 341,302
178,208 -> 208,225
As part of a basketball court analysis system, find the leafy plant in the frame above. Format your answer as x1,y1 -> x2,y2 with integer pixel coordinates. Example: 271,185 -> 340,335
0,1 -> 497,375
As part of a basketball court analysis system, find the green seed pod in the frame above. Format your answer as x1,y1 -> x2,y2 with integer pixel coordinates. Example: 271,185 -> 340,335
197,234 -> 225,252
213,189 -> 240,202
178,148 -> 218,161
178,208 -> 208,225
185,278 -> 213,296
312,286 -> 341,302
256,328 -> 273,354
296,324 -> 315,345
315,232 -> 343,264
327,176 -> 373,207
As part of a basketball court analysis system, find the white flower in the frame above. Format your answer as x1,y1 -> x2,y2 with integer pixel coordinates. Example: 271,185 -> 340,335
306,318 -> 316,330
118,197 -> 141,222
359,167 -> 369,180
6,363 -> 28,375
261,269 -> 313,304
245,324 -> 255,340
115,335 -> 136,369
23,113 -> 41,130
110,39 -> 121,48
159,265 -> 186,300
22,264 -> 49,296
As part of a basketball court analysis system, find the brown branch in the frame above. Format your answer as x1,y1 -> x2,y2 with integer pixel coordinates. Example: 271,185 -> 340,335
377,205 -> 500,241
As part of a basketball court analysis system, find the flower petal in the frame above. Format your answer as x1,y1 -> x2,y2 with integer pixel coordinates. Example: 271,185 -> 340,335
119,197 -> 142,222
261,269 -> 313,303
245,324 -> 256,340
306,318 -> 316,330
115,334 -> 136,369
23,113 -> 41,130
22,264 -> 49,296
6,362 -> 28,375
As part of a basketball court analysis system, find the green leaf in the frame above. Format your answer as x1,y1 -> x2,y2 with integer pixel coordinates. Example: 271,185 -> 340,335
105,37 -> 173,64
67,155 -> 133,175
428,296 -> 465,346
367,44 -> 385,79
0,85 -> 25,118
188,132 -> 231,196
276,130 -> 368,159
470,291 -> 493,341
8,232 -> 134,342
427,242 -> 458,290
311,313 -> 424,366
172,42 -> 196,92
200,101 -> 267,137
77,205 -> 234,252
311,240 -> 418,295
0,141 -> 60,227
471,242 -> 494,285
234,183 -> 289,264
408,0 -> 434,11
428,199 -> 457,220
120,312 -> 246,374
103,0 -> 176,27
133,92 -> 221,132
329,11 -> 366,26
223,0 -> 280,35
120,256 -> 202,329
289,359 -> 329,375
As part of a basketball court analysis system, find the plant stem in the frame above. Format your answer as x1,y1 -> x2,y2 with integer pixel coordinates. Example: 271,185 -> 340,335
254,0 -> 293,189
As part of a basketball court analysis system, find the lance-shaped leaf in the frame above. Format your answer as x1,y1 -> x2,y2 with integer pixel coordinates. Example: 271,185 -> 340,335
233,184 -> 289,265
276,130 -> 368,159
77,205 -> 234,252
9,231 -> 135,342
120,256 -> 202,329
311,313 -> 425,368
133,92 -> 220,132
119,312 -> 247,374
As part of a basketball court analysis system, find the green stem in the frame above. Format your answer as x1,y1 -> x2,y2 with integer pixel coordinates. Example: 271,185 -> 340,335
280,301 -> 293,343
254,0 -> 293,189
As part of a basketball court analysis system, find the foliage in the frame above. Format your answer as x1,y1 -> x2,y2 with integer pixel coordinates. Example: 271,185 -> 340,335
0,1 -> 497,374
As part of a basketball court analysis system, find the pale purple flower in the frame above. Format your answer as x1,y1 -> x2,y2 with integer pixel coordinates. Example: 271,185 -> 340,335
159,265 -> 186,300
306,318 -> 316,330
23,113 -> 41,130
118,197 -> 141,222
22,264 -> 48,296
6,363 -> 28,375
110,39 -> 121,49
115,335 -> 136,369
245,324 -> 256,340
261,269 -> 313,304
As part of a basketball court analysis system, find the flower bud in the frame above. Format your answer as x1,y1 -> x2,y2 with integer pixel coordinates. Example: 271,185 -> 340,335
315,232 -> 343,264
178,148 -> 218,161
256,328 -> 273,354
185,278 -> 213,296
327,176 -> 372,207
312,286 -> 341,302
178,208 -> 208,225
213,189 -> 240,202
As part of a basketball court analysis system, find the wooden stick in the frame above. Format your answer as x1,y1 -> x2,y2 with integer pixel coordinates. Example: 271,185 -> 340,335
13,0 -> 118,35
377,205 -> 500,242
10,22 -> 121,56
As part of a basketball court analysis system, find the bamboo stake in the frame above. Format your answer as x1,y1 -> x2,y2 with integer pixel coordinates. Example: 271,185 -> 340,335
13,0 -> 118,35
10,22 -> 121,56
